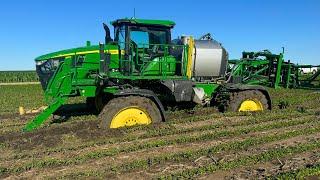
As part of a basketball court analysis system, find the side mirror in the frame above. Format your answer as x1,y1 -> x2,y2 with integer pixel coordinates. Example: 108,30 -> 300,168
103,23 -> 113,44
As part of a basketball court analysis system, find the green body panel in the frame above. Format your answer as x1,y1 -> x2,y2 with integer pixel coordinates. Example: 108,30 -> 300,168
24,57 -> 74,131
36,45 -> 100,61
44,57 -> 74,101
141,56 -> 177,76
79,86 -> 96,97
195,83 -> 220,96
36,44 -> 120,68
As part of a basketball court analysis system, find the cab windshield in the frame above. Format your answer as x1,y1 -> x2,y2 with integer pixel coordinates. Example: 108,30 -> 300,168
130,26 -> 169,47
114,24 -> 170,51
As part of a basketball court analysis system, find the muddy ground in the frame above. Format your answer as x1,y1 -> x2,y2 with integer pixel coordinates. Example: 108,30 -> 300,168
0,85 -> 320,179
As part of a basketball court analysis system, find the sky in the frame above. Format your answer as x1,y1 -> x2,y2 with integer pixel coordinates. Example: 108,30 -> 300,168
0,0 -> 319,70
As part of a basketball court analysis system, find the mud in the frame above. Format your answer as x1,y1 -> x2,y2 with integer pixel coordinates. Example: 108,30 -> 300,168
0,120 -> 126,150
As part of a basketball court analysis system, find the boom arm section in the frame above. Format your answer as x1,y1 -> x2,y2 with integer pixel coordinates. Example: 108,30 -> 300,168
24,57 -> 74,131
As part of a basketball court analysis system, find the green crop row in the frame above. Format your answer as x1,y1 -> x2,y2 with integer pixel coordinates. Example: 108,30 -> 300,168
106,110 -> 311,144
1,115 -> 316,177
127,108 -> 311,134
161,138 -> 320,179
141,111 -> 311,138
107,123 -> 320,175
5,111 -> 312,163
269,88 -> 320,110
271,163 -> 320,179
58,121 -> 320,179
0,85 -> 45,114
0,71 -> 38,83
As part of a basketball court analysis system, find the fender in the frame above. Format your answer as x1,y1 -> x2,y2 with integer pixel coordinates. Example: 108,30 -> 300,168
115,89 -> 167,121
225,83 -> 272,110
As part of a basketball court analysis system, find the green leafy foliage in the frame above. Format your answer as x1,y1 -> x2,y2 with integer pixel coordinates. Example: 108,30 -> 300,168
0,71 -> 39,83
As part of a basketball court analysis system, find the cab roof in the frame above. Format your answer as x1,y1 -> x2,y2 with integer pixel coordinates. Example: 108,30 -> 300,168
111,18 -> 175,28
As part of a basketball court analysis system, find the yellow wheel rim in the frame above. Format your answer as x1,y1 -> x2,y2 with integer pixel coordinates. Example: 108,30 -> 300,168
238,99 -> 263,112
110,106 -> 151,128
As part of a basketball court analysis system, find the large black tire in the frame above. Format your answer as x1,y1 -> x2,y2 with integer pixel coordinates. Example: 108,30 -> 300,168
99,96 -> 162,129
86,97 -> 96,110
226,90 -> 269,112
86,92 -> 110,114
86,97 -> 104,114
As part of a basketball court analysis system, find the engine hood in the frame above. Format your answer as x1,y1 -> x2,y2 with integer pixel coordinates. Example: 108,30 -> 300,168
35,44 -> 118,61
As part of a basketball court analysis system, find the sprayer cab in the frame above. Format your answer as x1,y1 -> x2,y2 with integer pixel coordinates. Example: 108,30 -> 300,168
101,18 -> 178,77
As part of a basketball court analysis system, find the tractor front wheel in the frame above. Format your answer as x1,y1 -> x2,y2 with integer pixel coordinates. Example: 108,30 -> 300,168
227,90 -> 269,112
98,96 -> 162,129
86,95 -> 105,114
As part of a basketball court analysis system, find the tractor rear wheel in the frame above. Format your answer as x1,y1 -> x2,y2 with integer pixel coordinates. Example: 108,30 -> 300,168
99,96 -> 162,129
227,90 -> 269,112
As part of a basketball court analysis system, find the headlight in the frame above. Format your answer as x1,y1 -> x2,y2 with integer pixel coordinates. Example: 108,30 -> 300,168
36,60 -> 46,66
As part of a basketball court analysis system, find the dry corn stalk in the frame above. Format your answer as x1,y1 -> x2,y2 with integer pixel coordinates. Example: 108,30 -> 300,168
19,106 -> 47,115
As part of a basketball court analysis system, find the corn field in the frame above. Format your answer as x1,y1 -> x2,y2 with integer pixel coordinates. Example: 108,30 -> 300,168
0,84 -> 319,179
0,71 -> 39,83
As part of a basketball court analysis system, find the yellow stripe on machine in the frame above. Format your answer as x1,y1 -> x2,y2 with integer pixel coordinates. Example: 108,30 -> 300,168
186,37 -> 194,78
51,49 -> 121,59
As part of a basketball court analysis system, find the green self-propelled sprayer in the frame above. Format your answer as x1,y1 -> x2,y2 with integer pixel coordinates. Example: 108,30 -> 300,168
24,18 -> 272,131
